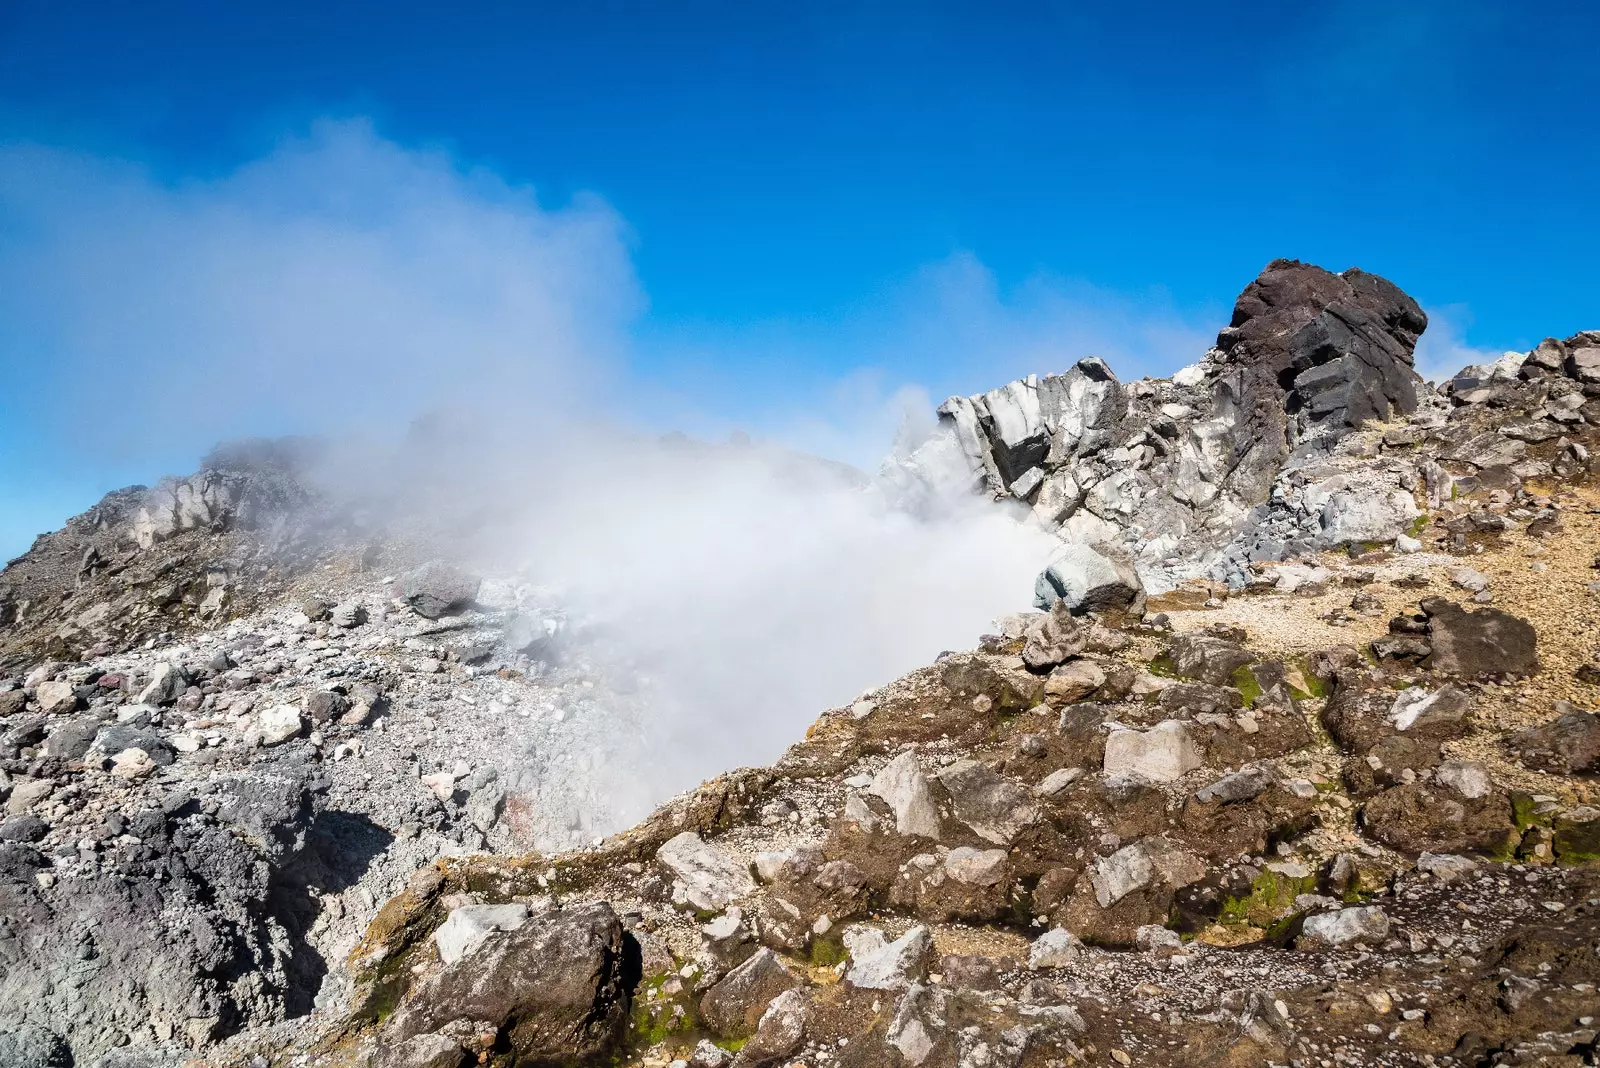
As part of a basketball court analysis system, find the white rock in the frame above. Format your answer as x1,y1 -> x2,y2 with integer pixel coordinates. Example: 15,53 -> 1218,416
33,681 -> 77,716
842,924 -> 888,961
1395,534 -> 1422,553
1135,924 -> 1183,951
249,705 -> 304,747
433,903 -> 531,964
1034,767 -> 1085,798
1298,906 -> 1390,949
886,985 -> 939,1066
110,748 -> 156,779
1027,927 -> 1084,968
1450,567 -> 1491,594
1416,852 -> 1478,884
867,752 -> 942,839
943,847 -> 1009,886
420,771 -> 457,801
23,663 -> 59,688
1435,759 -> 1492,800
1102,720 -> 1203,782
656,832 -> 756,912
1171,363 -> 1207,388
847,925 -> 931,990
1090,843 -> 1155,907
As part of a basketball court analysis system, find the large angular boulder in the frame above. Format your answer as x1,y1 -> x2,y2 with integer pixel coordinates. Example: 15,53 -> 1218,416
1510,704 -> 1600,774
397,563 -> 481,619
385,901 -> 632,1064
700,948 -> 801,1038
656,832 -> 756,912
1421,598 -> 1538,676
1033,543 -> 1145,616
1217,260 -> 1426,435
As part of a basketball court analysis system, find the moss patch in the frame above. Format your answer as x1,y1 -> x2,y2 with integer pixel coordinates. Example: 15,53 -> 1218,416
1231,665 -> 1264,708
1218,866 -> 1317,929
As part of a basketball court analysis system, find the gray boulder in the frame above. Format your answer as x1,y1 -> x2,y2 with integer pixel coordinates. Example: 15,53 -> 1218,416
1034,543 -> 1145,616
385,901 -> 630,1063
397,563 -> 481,619
700,947 -> 801,1038
1421,598 -> 1538,676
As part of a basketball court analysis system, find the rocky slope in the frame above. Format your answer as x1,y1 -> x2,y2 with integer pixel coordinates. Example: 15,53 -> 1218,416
2,260 -> 1598,1068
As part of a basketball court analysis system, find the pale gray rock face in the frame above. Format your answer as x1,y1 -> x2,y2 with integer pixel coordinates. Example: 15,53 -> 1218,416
433,903 -> 532,965
892,261 -> 1433,593
1298,906 -> 1390,949
1033,543 -> 1145,615
934,760 -> 1039,845
656,832 -> 756,912
868,751 -> 943,840
943,846 -> 1010,886
1102,720 -> 1203,783
886,984 -> 943,1066
249,704 -> 305,747
1416,852 -> 1478,883
1027,927 -> 1085,968
846,925 -> 932,990
375,1032 -> 467,1068
1435,759 -> 1492,799
1090,843 -> 1156,907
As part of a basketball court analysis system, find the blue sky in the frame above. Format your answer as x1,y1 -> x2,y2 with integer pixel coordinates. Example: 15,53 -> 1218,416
1,1 -> 1597,558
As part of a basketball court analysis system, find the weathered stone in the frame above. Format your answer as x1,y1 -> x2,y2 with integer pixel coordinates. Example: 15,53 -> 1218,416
657,832 -> 756,912
730,987 -> 808,1067
700,947 -> 801,1038
943,846 -> 1010,886
386,901 -> 630,1063
846,925 -> 932,990
1166,634 -> 1256,686
32,681 -> 78,716
1034,543 -> 1146,617
0,1024 -> 72,1068
1511,705 -> 1600,774
1416,852 -> 1477,883
375,1033 -> 467,1068
1027,927 -> 1085,969
397,563 -> 481,619
1043,659 -> 1105,703
1194,765 -> 1274,805
1103,720 -> 1203,782
135,661 -> 187,706
249,705 -> 304,747
1422,600 -> 1538,676
433,903 -> 531,965
1298,906 -> 1390,949
867,752 -> 942,840
934,760 -> 1039,845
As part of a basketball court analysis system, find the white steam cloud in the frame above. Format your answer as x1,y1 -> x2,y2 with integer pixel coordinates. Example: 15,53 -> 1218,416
0,119 -> 1063,815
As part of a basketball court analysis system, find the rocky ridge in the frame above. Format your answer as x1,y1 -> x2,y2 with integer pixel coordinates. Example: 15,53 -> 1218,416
1,260 -> 1599,1068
